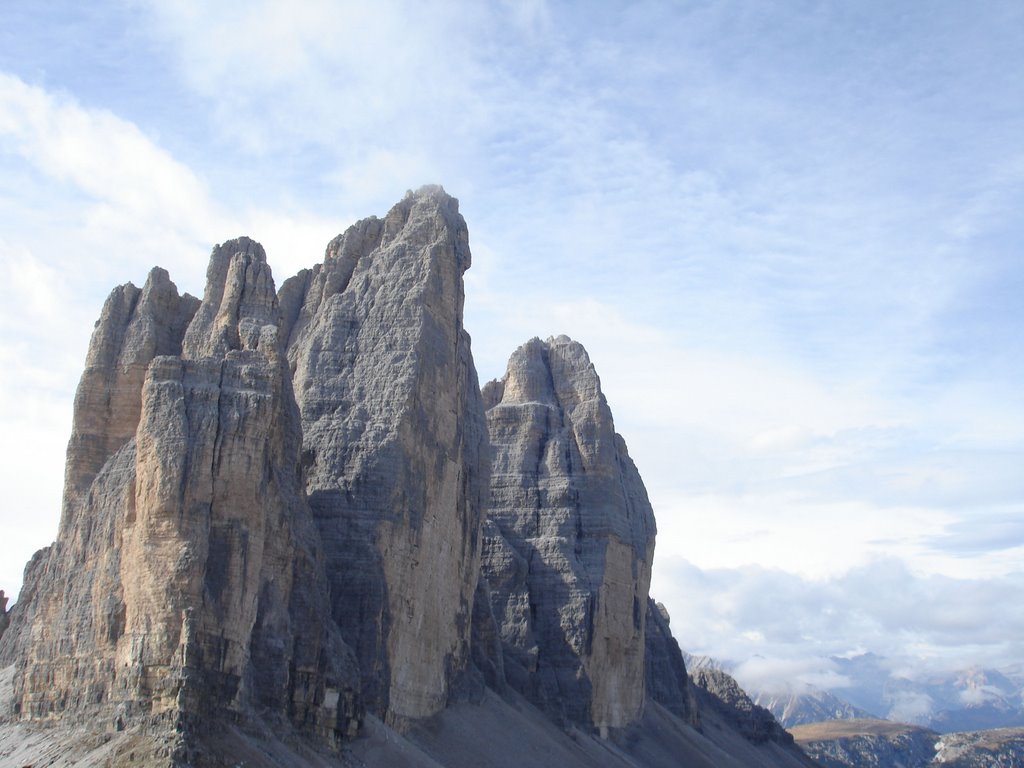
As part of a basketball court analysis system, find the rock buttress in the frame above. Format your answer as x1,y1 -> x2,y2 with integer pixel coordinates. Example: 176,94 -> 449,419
481,335 -> 657,734
282,186 -> 489,726
4,239 -> 358,748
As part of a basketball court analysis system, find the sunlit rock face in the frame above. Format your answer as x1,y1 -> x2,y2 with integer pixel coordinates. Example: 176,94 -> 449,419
281,186 -> 490,726
4,239 -> 358,745
480,335 -> 657,733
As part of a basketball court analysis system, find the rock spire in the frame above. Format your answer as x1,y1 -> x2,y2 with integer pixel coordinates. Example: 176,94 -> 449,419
280,186 -> 489,725
480,335 -> 657,734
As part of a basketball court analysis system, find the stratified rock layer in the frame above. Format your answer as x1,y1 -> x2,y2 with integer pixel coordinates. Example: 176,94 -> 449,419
5,239 -> 357,746
481,335 -> 657,733
281,187 -> 489,725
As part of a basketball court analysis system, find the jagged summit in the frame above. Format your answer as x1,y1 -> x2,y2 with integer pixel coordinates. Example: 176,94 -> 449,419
281,186 -> 486,726
182,236 -> 278,358
0,237 -> 357,755
481,334 -> 657,733
0,189 -> 815,768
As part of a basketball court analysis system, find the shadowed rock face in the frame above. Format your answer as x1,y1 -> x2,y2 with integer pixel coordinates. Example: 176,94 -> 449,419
480,335 -> 657,733
691,667 -> 794,746
281,187 -> 490,726
644,599 -> 700,727
4,239 -> 358,745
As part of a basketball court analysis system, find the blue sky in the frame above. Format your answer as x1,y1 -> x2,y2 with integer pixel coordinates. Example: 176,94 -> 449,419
1,1 -> 1022,692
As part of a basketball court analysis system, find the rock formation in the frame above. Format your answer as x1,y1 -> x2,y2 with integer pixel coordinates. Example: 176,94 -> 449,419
0,187 -> 821,768
3,239 -> 358,752
480,335 -> 657,734
60,269 -> 200,529
691,666 -> 795,746
645,598 -> 700,726
0,590 -> 8,643
280,187 -> 489,726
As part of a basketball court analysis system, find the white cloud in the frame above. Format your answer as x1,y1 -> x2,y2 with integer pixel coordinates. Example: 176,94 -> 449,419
0,73 -> 362,600
0,73 -> 220,239
653,555 -> 1024,687
732,656 -> 853,697
138,0 -> 495,179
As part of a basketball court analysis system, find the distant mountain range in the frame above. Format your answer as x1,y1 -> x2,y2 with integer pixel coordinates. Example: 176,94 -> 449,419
721,651 -> 1024,734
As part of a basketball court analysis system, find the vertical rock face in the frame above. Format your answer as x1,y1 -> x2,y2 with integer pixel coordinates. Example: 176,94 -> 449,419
281,186 -> 489,725
481,335 -> 657,733
6,240 -> 357,742
0,590 -> 8,644
691,667 -> 795,745
7,267 -> 198,723
60,269 -> 199,534
644,598 -> 700,727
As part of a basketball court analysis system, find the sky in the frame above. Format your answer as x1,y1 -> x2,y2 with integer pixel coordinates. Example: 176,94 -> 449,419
1,1 -> 1022,696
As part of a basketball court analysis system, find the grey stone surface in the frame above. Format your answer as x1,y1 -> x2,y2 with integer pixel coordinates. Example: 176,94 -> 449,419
0,188 -> 830,768
0,591 -> 7,644
1,240 -> 358,752
282,186 -> 489,726
691,666 -> 794,746
480,335 -> 657,733
644,598 -> 700,727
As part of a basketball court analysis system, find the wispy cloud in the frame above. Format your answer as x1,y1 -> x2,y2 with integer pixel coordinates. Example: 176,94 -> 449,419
0,72 -> 347,596
0,1 -> 1021,683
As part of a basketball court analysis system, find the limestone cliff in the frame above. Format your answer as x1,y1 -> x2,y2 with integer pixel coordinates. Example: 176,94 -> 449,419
4,240 -> 357,750
645,598 -> 700,727
480,335 -> 657,734
0,188 -> 822,768
280,186 -> 489,725
60,269 -> 199,533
